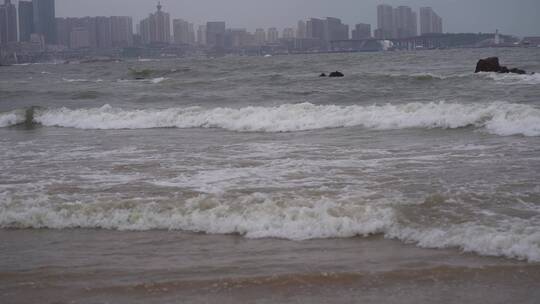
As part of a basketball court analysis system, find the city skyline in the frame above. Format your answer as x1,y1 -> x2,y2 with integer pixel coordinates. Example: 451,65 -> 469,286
49,0 -> 539,37
1,0 -> 538,61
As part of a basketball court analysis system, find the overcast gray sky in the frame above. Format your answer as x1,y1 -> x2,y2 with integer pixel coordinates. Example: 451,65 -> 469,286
42,0 -> 540,36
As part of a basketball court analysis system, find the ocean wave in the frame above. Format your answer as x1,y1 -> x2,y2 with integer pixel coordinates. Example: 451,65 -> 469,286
23,102 -> 540,136
388,223 -> 540,262
478,72 -> 540,85
62,78 -> 104,83
1,193 -> 538,262
150,77 -> 167,84
0,109 -> 27,127
376,72 -> 472,81
62,78 -> 90,83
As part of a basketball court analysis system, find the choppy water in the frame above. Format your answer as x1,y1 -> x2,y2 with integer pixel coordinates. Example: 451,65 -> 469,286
1,48 -> 540,268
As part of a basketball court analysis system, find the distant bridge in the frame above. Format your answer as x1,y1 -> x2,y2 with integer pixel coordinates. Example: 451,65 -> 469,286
330,33 -> 512,51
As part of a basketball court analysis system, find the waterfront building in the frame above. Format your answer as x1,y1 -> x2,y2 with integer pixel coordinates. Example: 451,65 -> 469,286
206,21 -> 226,48
227,28 -> 249,48
352,23 -> 371,40
96,16 -> 112,49
70,27 -> 90,49
197,25 -> 206,45
111,16 -> 133,47
282,28 -> 295,39
306,18 -> 325,40
33,0 -> 56,44
19,1 -> 34,42
267,27 -> 279,43
173,19 -> 195,45
139,2 -> 170,44
296,20 -> 306,39
420,7 -> 443,35
376,4 -> 394,39
394,6 -> 417,38
324,17 -> 348,41
254,28 -> 266,45
0,0 -> 17,45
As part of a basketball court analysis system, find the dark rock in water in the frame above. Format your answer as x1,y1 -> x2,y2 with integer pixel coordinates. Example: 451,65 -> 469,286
509,68 -> 527,75
319,73 -> 327,77
475,57 -> 501,73
329,71 -> 344,77
499,66 -> 509,73
475,57 -> 527,75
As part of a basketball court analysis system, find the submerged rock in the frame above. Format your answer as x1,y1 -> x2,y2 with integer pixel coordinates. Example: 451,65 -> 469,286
329,71 -> 344,77
319,73 -> 327,77
475,57 -> 527,75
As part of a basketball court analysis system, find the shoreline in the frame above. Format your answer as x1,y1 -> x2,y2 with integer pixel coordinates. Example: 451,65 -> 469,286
1,229 -> 539,303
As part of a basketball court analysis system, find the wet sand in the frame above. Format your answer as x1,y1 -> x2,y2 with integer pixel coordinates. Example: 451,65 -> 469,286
1,229 -> 539,304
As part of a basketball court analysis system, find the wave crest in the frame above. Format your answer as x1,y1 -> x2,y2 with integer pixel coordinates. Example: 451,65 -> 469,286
26,102 -> 540,136
479,72 -> 540,85
0,109 -> 27,127
1,193 -> 539,262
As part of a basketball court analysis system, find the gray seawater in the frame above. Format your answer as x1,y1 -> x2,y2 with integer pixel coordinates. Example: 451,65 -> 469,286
1,48 -> 540,303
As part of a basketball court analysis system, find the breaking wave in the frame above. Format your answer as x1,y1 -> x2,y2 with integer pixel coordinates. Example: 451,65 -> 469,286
0,109 -> 27,127
1,193 -> 539,262
380,72 -> 470,81
478,72 -> 540,85
7,102 -> 534,136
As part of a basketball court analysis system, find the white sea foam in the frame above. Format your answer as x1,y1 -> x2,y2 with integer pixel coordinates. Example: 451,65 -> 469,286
62,78 -> 106,83
62,78 -> 89,83
150,77 -> 167,84
0,110 -> 26,127
382,72 -> 472,80
388,223 -> 540,262
1,194 -> 539,262
480,72 -> 540,85
31,102 -> 540,136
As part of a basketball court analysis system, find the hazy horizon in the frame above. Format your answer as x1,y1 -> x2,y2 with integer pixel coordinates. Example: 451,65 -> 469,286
10,0 -> 539,37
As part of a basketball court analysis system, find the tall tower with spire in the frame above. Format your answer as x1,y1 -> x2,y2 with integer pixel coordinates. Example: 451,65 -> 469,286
139,2 -> 170,44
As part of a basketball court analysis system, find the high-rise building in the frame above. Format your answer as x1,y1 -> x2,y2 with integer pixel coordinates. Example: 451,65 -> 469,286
324,17 -> 349,41
55,17 -> 71,47
95,16 -> 112,49
56,17 -> 93,48
394,6 -> 417,38
0,0 -> 17,45
352,23 -> 371,40
33,0 -> 57,44
85,17 -> 98,48
227,28 -> 249,48
306,18 -> 325,40
296,20 -> 306,39
173,19 -> 194,44
282,28 -> 295,39
267,27 -> 279,43
206,21 -> 226,48
254,28 -> 266,45
110,16 -> 133,47
420,7 -> 443,35
376,4 -> 394,39
18,1 -> 34,42
197,25 -> 206,45
139,2 -> 170,44
70,27 -> 90,49
56,16 -> 130,50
